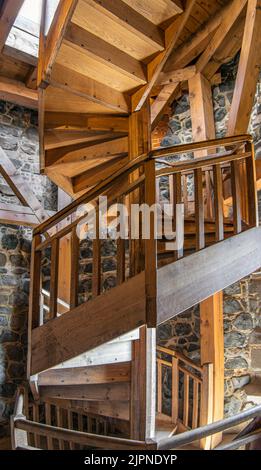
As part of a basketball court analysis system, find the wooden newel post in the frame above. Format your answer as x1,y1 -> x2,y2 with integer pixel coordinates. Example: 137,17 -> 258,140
27,234 -> 41,380
245,141 -> 258,227
145,159 -> 157,327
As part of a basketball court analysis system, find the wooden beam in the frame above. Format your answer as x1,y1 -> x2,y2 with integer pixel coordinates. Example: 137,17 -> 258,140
0,76 -> 38,109
131,0 -> 196,112
3,44 -> 38,67
64,22 -> 146,84
0,0 -> 25,52
38,0 -> 78,86
151,82 -> 180,129
227,0 -> 261,136
50,64 -> 129,114
39,382 -> 130,401
0,205 -> 38,227
196,0 -> 247,73
44,113 -> 129,132
158,66 -> 196,86
31,272 -> 146,375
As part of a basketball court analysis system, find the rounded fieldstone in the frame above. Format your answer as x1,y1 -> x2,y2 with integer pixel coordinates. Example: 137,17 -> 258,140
224,396 -> 242,417
78,279 -> 92,294
224,332 -> 246,348
0,330 -> 19,343
187,343 -> 199,353
169,120 -> 181,132
0,252 -> 7,266
9,291 -> 28,307
225,357 -> 248,370
224,283 -> 241,296
224,299 -> 242,314
0,274 -> 17,287
8,362 -> 25,378
103,275 -> 116,291
5,343 -> 24,361
157,323 -> 172,341
214,108 -> 227,122
101,240 -> 116,257
1,234 -> 18,250
10,314 -> 26,332
19,238 -> 31,253
21,278 -> 30,294
224,379 -> 234,397
174,323 -> 192,337
232,375 -> 250,390
0,382 -> 17,397
21,142 -> 36,155
102,258 -> 116,273
233,313 -> 253,331
10,254 -> 27,267
0,315 -> 8,327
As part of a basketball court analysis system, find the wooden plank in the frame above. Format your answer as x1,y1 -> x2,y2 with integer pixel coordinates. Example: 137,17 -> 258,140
117,195 -> 126,285
231,160 -> 242,234
0,0 -> 25,52
27,235 -> 41,379
72,400 -> 130,421
0,76 -> 38,109
70,227 -> 79,309
0,208 -> 38,227
196,0 -> 247,73
74,0 -> 165,54
199,363 -> 214,450
131,0 -> 196,111
122,0 -> 183,25
151,82 -> 180,129
92,207 -> 101,297
50,63 -> 130,114
245,142 -> 258,227
157,226 -> 261,323
192,380 -> 199,429
40,382 -> 130,401
38,362 -> 131,386
145,160 -> 157,327
64,22 -> 146,84
227,0 -> 261,136
44,113 -> 129,132
158,66 -> 196,86
171,357 -> 179,423
44,403 -> 54,449
183,373 -> 189,428
31,272 -> 146,374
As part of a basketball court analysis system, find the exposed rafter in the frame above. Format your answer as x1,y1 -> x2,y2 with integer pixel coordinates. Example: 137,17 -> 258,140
227,0 -> 261,135
131,0 -> 196,112
151,82 -> 180,129
0,75 -> 38,109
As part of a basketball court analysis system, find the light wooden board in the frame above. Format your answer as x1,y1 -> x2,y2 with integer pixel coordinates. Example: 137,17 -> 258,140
122,0 -> 183,25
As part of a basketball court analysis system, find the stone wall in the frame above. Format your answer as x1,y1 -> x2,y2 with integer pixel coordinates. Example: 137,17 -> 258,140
156,55 -> 261,417
0,101 -> 57,443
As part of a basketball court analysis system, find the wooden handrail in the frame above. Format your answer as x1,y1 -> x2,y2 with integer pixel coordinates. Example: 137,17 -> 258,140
151,134 -> 252,159
157,345 -> 203,373
156,151 -> 252,177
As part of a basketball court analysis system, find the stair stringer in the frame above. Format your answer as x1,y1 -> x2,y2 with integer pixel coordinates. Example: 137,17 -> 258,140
157,227 -> 261,324
30,272 -> 146,375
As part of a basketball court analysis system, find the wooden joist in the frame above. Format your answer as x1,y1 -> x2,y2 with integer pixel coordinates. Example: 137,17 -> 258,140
227,0 -> 261,135
0,76 -> 38,109
0,203 -> 38,227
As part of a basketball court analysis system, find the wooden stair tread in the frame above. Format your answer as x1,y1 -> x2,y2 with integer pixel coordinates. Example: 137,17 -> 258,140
155,413 -> 177,441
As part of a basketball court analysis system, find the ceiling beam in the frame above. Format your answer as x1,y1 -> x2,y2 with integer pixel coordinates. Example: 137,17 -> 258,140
227,0 -> 261,135
196,0 -> 247,73
0,76 -> 38,109
64,23 -> 146,85
158,65 -> 196,86
50,63 -> 130,114
0,0 -> 25,52
3,44 -> 38,67
131,0 -> 196,112
151,82 -> 180,129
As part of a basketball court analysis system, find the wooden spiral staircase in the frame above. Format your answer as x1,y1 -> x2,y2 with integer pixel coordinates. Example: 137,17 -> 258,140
10,0 -> 261,450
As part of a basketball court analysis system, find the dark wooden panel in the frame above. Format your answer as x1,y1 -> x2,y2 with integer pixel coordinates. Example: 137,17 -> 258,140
157,227 -> 261,324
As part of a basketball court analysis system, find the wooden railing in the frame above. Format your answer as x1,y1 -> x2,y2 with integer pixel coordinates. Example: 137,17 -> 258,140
156,346 -> 213,446
11,388 -> 156,450
28,135 -> 257,375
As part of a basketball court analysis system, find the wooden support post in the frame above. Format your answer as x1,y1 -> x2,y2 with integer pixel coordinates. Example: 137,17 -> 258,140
199,363 -> 214,449
200,294 -> 224,448
189,72 -> 224,447
130,326 -> 156,441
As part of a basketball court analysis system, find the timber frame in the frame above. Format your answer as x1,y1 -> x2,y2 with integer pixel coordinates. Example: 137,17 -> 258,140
0,0 -> 260,451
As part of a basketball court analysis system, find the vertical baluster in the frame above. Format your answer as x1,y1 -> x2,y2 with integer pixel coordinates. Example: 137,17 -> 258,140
173,173 -> 183,260
92,207 -> 101,297
49,238 -> 59,319
56,406 -> 65,450
45,403 -> 53,450
78,413 -> 84,432
231,160 -> 242,234
183,372 -> 189,428
171,356 -> 179,424
70,227 -> 79,309
194,168 -> 205,250
145,160 -> 157,327
157,360 -> 162,414
28,235 -> 42,377
32,403 -> 41,448
67,409 -> 74,450
200,363 -> 214,449
183,174 -> 188,216
192,379 -> 199,429
245,142 -> 258,227
213,164 -> 224,242
117,195 -> 125,285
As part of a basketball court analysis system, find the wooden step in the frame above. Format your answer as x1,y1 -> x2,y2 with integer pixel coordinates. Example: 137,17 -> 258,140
38,362 -> 131,386
155,413 -> 177,441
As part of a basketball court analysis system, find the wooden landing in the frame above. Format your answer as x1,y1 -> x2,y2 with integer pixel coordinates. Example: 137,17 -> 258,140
157,226 -> 261,324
